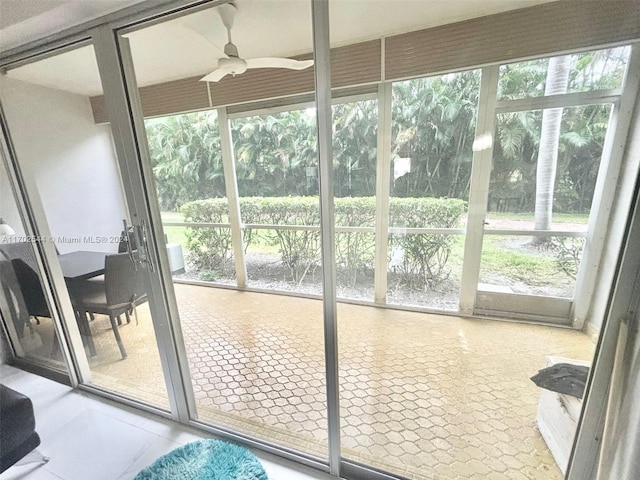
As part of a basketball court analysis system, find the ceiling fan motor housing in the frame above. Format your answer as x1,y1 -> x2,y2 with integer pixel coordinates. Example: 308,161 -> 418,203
218,56 -> 248,76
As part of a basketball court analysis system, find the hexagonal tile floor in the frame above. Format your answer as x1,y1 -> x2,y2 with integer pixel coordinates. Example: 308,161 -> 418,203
30,283 -> 595,479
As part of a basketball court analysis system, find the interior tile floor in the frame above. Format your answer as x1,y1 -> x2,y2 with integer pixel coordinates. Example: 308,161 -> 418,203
0,365 -> 332,480
24,284 -> 596,479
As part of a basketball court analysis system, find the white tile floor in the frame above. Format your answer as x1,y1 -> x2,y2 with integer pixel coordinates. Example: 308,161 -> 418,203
0,365 -> 335,480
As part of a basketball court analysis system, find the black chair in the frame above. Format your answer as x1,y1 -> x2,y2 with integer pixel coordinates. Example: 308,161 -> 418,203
0,260 -> 30,340
82,229 -> 131,286
0,243 -> 51,324
10,259 -> 50,321
0,385 -> 48,473
76,253 -> 148,359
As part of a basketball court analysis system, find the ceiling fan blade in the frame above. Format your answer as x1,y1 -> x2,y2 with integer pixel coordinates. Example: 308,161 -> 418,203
245,57 -> 314,71
200,67 -> 231,83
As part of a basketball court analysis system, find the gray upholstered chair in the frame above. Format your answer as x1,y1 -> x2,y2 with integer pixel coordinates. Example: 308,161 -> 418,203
76,253 -> 148,359
0,385 -> 48,473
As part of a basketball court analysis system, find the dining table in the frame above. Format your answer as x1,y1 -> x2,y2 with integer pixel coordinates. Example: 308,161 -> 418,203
58,250 -> 108,356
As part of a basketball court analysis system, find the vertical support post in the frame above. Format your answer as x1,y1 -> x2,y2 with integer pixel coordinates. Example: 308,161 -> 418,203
459,66 -> 499,315
374,82 -> 392,304
93,27 -> 194,422
217,107 -> 247,289
311,0 -> 340,475
572,45 -> 640,329
567,173 -> 640,480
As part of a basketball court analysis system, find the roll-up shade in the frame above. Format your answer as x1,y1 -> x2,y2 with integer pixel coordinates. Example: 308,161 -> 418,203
225,84 -> 378,117
385,0 -> 640,80
90,1 -> 639,124
90,40 -> 381,123
90,75 -> 210,123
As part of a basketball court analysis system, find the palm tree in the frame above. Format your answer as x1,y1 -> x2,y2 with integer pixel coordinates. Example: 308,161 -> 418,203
391,71 -> 480,200
232,110 -> 318,196
145,112 -> 224,211
534,55 -> 571,242
332,100 -> 378,197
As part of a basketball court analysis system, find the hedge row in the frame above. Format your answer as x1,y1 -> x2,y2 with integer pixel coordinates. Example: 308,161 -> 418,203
180,196 -> 466,286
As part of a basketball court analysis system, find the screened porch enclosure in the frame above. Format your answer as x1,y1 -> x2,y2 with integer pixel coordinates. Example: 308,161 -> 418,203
149,45 -> 631,325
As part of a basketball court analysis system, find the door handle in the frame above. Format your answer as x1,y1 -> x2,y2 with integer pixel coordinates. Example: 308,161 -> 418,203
138,220 -> 155,273
122,219 -> 137,269
124,218 -> 155,273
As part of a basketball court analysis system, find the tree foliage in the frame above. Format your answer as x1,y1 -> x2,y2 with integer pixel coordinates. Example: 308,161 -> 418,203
145,47 -> 629,216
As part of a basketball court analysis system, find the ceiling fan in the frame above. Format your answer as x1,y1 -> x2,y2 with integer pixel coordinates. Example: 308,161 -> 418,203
199,2 -> 314,83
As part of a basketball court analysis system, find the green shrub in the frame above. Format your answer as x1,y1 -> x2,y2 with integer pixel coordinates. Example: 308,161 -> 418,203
335,197 -> 376,286
252,197 -> 321,284
553,237 -> 585,279
180,196 -> 466,286
180,199 -> 233,275
389,198 -> 467,288
198,270 -> 219,282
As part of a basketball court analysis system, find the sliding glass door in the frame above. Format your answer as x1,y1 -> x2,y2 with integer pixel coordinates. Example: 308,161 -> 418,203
2,1 -> 639,480
120,0 -> 329,460
0,155 -> 69,376
0,41 -> 172,409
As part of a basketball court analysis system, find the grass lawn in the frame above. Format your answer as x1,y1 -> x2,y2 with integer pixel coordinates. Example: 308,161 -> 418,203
161,212 -> 187,246
427,230 -> 576,290
479,236 -> 561,280
485,212 -> 589,224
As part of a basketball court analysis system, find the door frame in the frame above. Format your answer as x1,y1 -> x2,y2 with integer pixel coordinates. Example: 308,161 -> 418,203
0,101 -> 89,386
105,1 -> 339,474
89,26 -> 196,422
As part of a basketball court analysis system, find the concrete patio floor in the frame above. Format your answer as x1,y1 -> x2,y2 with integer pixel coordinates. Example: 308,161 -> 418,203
30,283 -> 595,479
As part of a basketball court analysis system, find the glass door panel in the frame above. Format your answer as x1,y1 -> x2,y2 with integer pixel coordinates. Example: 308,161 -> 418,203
126,0 -> 328,458
0,160 -> 68,374
0,44 -> 170,409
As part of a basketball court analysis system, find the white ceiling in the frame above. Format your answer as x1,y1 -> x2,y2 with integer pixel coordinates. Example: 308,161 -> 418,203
2,0 -> 556,96
0,0 -> 152,51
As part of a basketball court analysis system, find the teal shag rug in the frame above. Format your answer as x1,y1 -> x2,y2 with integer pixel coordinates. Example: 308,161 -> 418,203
134,439 -> 268,480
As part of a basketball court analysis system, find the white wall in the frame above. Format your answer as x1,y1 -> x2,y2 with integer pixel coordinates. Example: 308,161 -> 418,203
0,76 -> 127,254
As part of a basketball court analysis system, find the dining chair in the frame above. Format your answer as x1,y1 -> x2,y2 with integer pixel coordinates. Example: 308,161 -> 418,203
0,260 -> 31,340
0,243 -> 50,323
76,253 -> 148,359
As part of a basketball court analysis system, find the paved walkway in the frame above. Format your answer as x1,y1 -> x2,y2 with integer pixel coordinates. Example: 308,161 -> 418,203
32,284 -> 595,479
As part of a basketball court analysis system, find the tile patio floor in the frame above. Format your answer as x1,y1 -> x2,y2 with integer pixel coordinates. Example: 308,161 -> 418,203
29,283 -> 595,479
